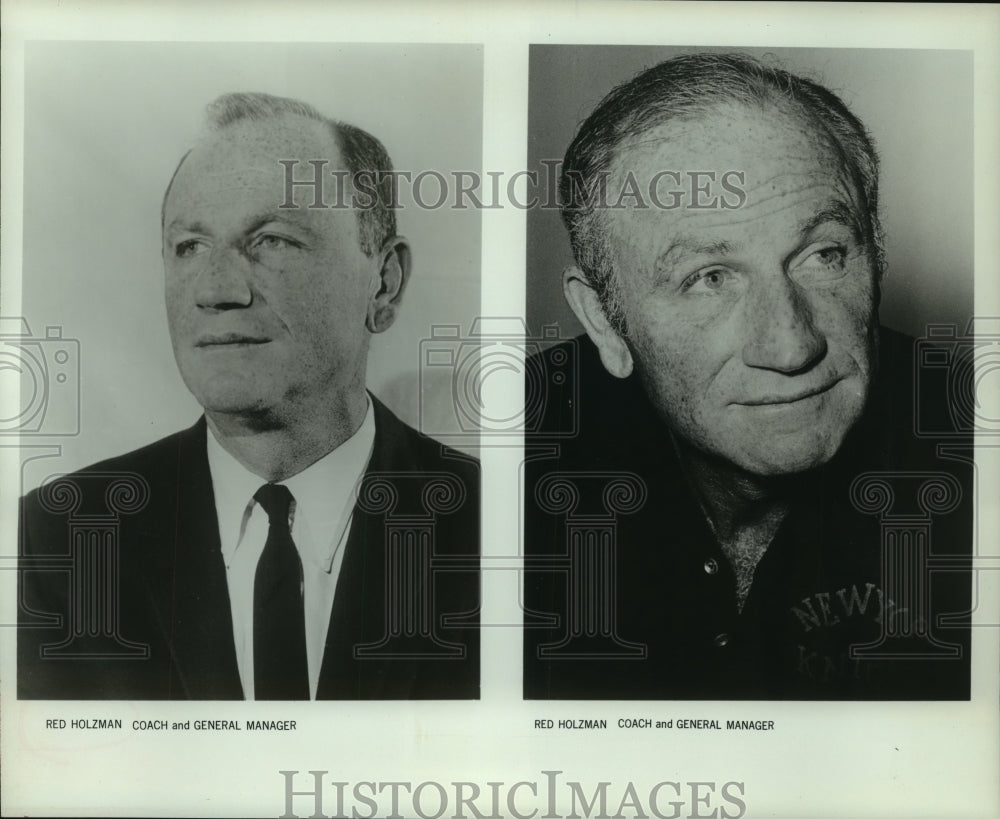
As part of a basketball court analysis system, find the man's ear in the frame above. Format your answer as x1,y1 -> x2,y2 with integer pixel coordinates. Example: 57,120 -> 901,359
563,266 -> 633,378
366,236 -> 412,334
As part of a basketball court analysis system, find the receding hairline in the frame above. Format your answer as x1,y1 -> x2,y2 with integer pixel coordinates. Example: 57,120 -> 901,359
607,94 -> 853,188
557,52 -> 885,335
595,96 -> 873,279
160,113 -> 346,227
161,91 -> 398,258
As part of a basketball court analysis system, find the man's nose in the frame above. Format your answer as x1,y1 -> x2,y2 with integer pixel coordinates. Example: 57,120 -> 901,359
741,274 -> 827,373
194,247 -> 254,309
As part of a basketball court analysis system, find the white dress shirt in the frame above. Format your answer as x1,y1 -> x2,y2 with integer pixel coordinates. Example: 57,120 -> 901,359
206,400 -> 375,700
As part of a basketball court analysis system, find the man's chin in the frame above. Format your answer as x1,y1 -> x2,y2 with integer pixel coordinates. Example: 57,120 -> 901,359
729,433 -> 847,478
190,386 -> 280,426
717,393 -> 866,478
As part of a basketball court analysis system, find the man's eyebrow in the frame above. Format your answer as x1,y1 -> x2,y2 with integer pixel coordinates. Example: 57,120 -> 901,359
797,202 -> 863,241
164,219 -> 209,236
243,213 -> 318,237
651,202 -> 863,277
164,213 -> 320,238
654,238 -> 736,275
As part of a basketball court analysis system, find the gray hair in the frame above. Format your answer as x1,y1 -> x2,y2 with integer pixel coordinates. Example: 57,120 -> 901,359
559,52 -> 884,334
163,91 -> 397,257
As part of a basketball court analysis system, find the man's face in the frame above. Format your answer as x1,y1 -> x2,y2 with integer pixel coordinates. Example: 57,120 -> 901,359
162,116 -> 376,425
603,102 -> 879,476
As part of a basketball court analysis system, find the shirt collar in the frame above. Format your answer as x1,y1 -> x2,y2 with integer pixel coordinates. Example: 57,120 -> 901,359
207,397 -> 376,572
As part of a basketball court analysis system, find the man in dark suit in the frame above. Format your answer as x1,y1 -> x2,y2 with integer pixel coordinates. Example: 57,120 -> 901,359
523,53 -> 972,700
18,92 -> 479,700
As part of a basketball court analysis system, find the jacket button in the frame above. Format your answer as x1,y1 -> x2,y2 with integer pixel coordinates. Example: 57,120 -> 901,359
703,558 -> 719,575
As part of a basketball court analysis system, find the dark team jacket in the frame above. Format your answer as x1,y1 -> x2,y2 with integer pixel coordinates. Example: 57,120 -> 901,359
523,328 -> 972,700
19,396 -> 480,700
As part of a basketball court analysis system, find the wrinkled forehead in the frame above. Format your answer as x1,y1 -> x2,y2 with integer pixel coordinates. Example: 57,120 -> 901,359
601,101 -> 863,263
163,115 -> 344,217
610,100 -> 852,206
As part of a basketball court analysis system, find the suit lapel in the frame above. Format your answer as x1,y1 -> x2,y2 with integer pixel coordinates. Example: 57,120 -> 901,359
141,419 -> 243,699
316,397 -> 421,698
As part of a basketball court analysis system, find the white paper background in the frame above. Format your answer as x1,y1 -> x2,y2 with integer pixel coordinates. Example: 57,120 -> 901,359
2,3 -> 998,818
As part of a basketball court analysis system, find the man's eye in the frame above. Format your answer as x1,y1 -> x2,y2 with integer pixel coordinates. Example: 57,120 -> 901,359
681,267 -> 733,294
795,244 -> 849,281
810,246 -> 846,267
252,234 -> 298,252
175,239 -> 205,258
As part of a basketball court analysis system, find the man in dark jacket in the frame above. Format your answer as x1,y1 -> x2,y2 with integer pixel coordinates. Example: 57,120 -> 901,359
524,53 -> 971,700
19,92 -> 479,700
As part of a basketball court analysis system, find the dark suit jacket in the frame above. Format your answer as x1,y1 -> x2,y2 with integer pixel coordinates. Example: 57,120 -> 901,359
18,397 -> 479,699
523,329 -> 972,700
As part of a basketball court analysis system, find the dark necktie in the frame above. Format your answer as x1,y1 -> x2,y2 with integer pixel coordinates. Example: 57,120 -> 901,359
253,483 -> 309,700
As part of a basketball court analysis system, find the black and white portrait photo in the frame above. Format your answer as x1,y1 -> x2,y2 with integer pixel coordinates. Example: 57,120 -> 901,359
14,42 -> 483,701
523,46 -> 976,700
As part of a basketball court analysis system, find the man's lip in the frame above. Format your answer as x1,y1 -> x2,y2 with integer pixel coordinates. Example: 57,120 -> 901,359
195,334 -> 271,347
736,380 -> 839,407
